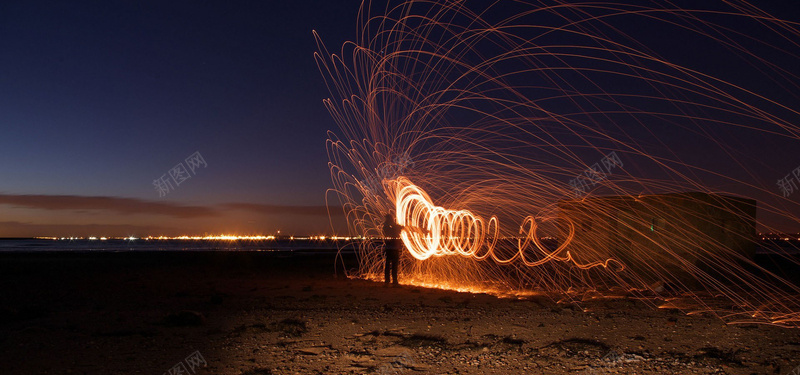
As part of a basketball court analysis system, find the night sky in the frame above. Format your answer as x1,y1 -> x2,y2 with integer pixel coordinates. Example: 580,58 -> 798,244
0,1 -> 359,236
1,1 -> 800,237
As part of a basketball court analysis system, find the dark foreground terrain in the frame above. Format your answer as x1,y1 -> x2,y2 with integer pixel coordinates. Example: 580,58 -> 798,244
1,251 -> 799,374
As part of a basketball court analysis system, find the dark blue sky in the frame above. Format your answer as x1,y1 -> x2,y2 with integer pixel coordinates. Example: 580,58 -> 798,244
1,1 -> 799,236
0,1 -> 359,236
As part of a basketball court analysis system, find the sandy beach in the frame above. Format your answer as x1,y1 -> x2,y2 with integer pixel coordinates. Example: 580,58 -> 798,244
1,251 -> 798,374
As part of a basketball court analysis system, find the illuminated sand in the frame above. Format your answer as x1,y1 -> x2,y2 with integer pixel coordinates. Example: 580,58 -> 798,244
316,0 -> 800,327
1,252 -> 798,374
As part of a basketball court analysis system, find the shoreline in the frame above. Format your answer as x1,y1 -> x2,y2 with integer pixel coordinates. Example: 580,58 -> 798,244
1,252 -> 798,374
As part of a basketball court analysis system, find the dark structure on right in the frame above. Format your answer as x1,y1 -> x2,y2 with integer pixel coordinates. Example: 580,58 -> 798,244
558,192 -> 757,286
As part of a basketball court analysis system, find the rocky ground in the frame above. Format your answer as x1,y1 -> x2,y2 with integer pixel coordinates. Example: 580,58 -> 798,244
1,252 -> 799,374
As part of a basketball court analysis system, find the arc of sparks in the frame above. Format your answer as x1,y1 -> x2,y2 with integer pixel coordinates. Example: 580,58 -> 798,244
394,177 -> 619,270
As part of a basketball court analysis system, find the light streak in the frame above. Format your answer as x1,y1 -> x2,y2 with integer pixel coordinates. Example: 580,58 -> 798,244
143,235 -> 278,241
317,0 -> 800,327
393,176 -> 618,270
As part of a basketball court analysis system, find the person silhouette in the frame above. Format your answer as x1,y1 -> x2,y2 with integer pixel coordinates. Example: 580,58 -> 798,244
381,212 -> 403,286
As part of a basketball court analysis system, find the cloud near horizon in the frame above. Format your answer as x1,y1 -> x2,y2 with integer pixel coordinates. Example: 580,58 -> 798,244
223,203 -> 344,216
0,221 -> 173,237
0,194 -> 343,218
0,193 -> 218,218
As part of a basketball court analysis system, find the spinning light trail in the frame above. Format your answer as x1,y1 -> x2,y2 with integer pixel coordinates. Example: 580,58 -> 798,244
393,176 -> 619,271
316,0 -> 800,326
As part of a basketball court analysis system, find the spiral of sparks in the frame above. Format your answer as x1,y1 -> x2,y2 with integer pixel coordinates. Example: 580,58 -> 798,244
394,176 -> 621,271
316,0 -> 800,326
